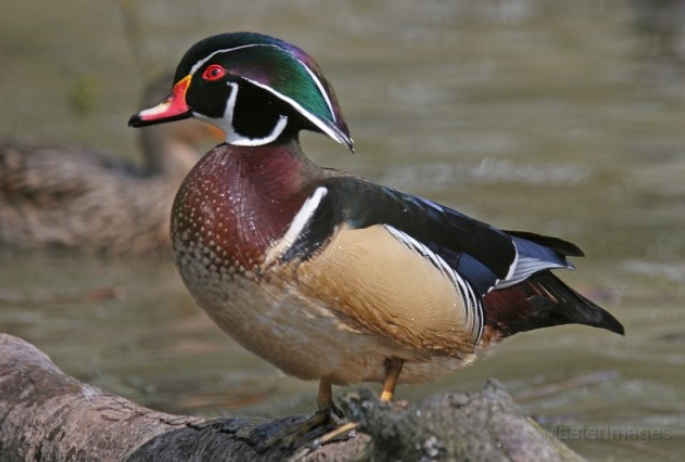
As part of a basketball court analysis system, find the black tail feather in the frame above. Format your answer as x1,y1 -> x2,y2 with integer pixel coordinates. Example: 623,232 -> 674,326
484,271 -> 625,337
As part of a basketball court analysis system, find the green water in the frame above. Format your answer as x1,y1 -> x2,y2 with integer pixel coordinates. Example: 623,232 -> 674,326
1,1 -> 684,460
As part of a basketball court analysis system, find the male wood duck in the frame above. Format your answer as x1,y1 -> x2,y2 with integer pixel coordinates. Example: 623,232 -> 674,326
129,32 -> 624,443
0,73 -> 220,255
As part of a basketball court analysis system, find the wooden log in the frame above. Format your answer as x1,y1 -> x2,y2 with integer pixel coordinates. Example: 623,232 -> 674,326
0,333 -> 583,461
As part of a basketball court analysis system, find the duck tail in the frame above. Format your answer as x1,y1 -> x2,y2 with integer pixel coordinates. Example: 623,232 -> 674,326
483,271 -> 624,338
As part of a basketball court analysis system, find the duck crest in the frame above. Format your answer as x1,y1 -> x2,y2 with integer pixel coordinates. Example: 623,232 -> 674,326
171,141 -> 320,271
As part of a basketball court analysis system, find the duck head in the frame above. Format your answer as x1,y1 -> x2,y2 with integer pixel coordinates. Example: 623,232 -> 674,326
129,32 -> 353,151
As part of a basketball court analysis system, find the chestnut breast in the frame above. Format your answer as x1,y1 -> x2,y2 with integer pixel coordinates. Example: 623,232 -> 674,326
171,142 -> 319,273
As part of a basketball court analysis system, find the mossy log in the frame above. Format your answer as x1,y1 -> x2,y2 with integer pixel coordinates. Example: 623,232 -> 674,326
0,333 -> 583,461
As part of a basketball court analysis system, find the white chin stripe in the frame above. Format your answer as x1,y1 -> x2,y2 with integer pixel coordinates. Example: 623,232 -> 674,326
228,115 -> 288,146
220,82 -> 289,146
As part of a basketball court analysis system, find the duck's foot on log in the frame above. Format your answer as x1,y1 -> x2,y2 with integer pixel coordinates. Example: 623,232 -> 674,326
249,405 -> 356,453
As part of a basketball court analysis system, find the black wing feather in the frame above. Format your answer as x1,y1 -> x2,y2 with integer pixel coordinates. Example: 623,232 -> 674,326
285,177 -> 517,294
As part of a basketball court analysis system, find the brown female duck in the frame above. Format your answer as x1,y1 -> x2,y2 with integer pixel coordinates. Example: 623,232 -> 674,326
0,74 -> 219,255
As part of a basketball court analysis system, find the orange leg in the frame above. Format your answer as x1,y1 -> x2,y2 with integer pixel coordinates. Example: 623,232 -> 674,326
317,379 -> 333,411
380,357 -> 405,402
315,378 -> 354,445
317,378 -> 344,419
317,358 -> 405,446
259,379 -> 342,450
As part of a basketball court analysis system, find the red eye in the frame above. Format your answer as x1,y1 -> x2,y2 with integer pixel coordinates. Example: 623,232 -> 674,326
202,64 -> 226,81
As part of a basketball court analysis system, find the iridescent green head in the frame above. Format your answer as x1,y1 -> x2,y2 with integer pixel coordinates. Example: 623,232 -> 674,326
129,32 -> 353,151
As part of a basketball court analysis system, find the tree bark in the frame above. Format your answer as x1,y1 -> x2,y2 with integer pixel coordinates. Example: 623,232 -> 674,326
0,333 -> 583,461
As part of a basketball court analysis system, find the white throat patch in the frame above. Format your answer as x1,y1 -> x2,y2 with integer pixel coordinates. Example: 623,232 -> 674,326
198,82 -> 289,146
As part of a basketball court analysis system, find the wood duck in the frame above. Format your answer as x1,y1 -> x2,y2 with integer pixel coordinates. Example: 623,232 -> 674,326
129,32 -> 624,443
0,73 -> 221,255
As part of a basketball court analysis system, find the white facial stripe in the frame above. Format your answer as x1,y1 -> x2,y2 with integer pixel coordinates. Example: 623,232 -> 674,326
245,78 -> 346,146
204,82 -> 288,146
230,115 -> 288,146
190,44 -> 335,118
190,44 -> 263,75
224,82 -> 238,120
189,43 -> 348,145
299,63 -> 336,122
